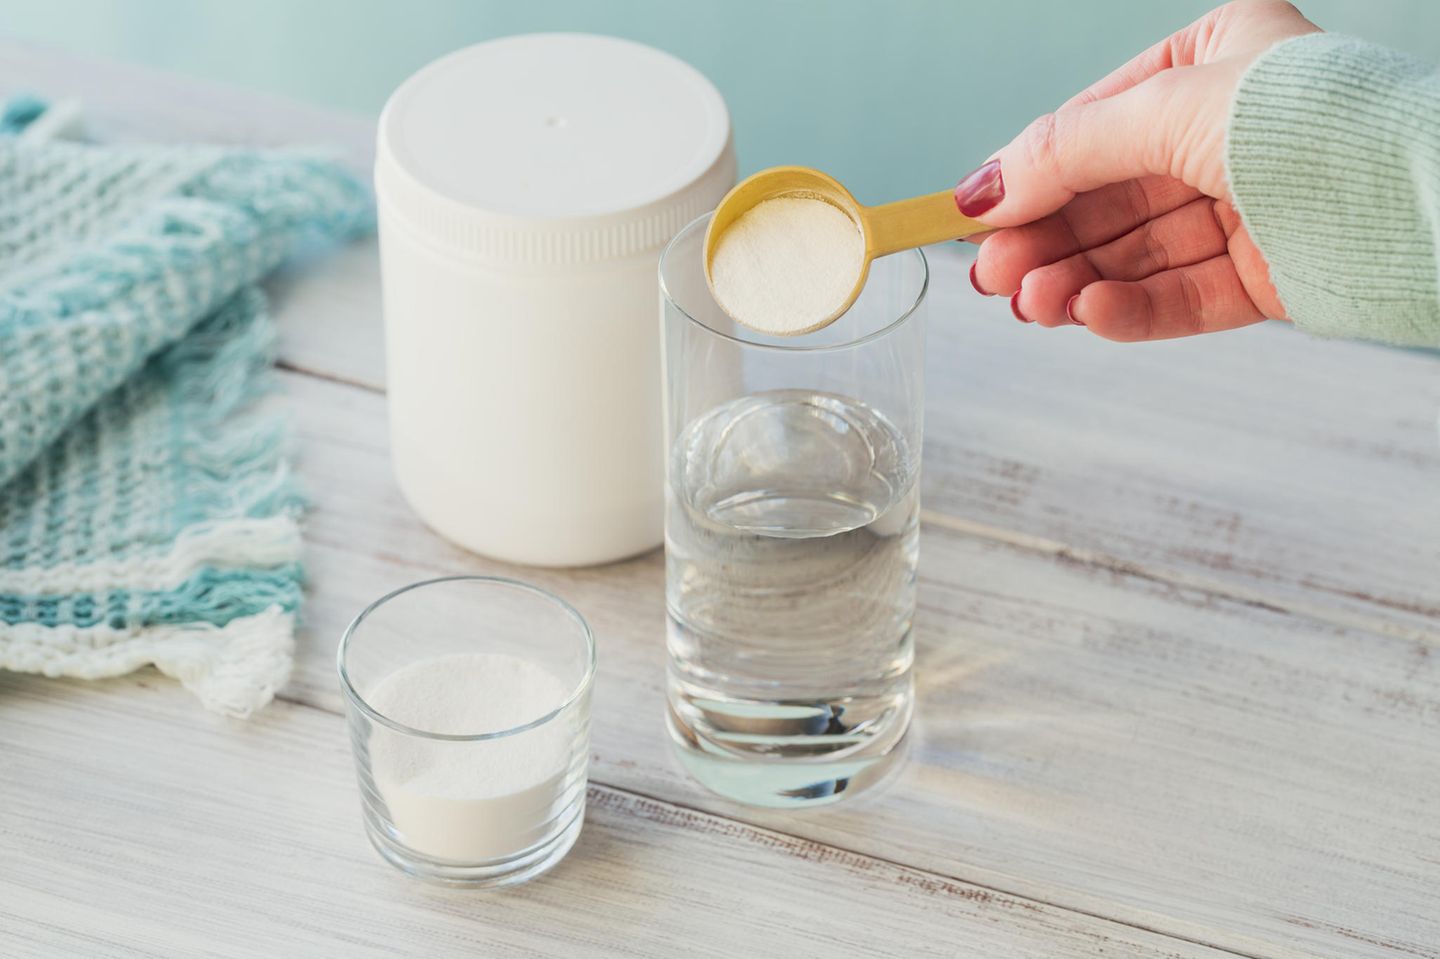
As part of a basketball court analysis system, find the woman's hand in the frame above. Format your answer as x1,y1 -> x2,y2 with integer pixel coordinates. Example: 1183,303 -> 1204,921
961,0 -> 1320,340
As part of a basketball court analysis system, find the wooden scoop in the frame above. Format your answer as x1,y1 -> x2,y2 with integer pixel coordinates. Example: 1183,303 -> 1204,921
703,166 -> 989,333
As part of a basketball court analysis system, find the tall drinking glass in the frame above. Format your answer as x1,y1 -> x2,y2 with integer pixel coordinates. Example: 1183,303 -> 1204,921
659,213 -> 926,808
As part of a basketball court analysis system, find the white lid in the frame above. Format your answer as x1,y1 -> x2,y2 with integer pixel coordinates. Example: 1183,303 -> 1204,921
376,33 -> 735,267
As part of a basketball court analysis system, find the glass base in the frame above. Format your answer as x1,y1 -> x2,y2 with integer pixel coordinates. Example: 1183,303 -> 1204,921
362,799 -> 585,888
666,687 -> 912,808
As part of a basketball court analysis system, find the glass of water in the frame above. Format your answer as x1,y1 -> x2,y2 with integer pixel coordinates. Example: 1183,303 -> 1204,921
659,213 -> 926,808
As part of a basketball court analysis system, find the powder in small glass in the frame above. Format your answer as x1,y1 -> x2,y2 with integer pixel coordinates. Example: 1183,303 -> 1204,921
711,195 -> 864,335
366,652 -> 575,861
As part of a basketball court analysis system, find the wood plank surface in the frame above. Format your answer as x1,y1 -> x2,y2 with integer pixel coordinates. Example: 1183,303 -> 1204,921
281,370 -> 1440,959
0,671 -> 1233,959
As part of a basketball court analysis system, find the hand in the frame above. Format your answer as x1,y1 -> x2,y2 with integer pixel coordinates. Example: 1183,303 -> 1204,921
960,0 -> 1320,341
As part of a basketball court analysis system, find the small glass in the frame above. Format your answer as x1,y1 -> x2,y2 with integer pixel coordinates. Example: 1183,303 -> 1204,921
338,576 -> 595,887
660,213 -> 926,808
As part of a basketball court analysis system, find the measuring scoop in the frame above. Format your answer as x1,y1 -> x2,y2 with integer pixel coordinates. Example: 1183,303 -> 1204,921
703,166 -> 990,334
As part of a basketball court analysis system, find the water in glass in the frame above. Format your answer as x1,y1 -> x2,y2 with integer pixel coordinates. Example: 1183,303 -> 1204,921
666,388 -> 917,806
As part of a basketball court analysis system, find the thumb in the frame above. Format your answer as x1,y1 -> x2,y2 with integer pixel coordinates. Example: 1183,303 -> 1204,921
955,68 -> 1215,228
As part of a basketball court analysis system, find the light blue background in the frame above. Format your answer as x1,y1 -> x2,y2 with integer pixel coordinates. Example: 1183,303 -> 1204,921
4,1 -> 1438,201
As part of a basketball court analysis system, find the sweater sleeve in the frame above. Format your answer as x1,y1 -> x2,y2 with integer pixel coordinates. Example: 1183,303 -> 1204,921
1226,32 -> 1440,348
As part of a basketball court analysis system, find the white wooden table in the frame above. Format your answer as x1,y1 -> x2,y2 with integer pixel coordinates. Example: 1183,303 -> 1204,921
4,41 -> 1439,959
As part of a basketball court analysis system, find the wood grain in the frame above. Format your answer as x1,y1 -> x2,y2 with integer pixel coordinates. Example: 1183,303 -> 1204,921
0,670 -> 1232,959
280,370 -> 1440,959
921,304 -> 1440,640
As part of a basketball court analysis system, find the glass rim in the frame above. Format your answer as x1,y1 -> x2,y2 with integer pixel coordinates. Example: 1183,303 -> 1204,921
336,575 -> 597,743
658,212 -> 929,355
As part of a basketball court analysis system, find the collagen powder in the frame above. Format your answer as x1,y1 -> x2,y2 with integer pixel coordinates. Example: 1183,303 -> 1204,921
366,653 -> 574,862
711,195 -> 865,335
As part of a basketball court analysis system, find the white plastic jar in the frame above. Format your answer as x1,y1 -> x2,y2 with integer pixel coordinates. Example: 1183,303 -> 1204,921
376,34 -> 734,566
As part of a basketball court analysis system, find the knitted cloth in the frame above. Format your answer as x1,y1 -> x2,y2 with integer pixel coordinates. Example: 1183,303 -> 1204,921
1227,33 -> 1440,348
0,103 -> 370,716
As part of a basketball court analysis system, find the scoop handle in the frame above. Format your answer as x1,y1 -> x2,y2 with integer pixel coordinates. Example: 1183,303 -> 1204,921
864,190 -> 989,257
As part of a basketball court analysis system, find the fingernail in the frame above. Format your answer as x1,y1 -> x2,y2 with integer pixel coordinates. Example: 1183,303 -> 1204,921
969,261 -> 993,296
954,159 -> 1004,218
1065,294 -> 1085,326
1011,291 -> 1032,323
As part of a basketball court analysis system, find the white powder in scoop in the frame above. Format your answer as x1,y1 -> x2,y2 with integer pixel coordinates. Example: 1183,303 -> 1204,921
711,195 -> 864,335
366,653 -> 578,862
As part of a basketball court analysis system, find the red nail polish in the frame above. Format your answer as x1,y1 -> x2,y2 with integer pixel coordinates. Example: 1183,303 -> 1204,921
969,261 -> 991,296
954,159 -> 1004,218
1065,294 -> 1085,326
1010,292 -> 1032,323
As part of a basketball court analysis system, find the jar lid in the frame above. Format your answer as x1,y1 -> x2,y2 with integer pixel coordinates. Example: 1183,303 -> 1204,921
376,33 -> 735,267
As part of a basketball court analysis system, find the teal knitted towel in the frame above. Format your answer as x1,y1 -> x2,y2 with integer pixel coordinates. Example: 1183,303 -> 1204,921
0,102 -> 371,716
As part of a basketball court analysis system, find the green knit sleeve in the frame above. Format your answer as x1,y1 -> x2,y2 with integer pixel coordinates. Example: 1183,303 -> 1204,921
1227,33 -> 1440,348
